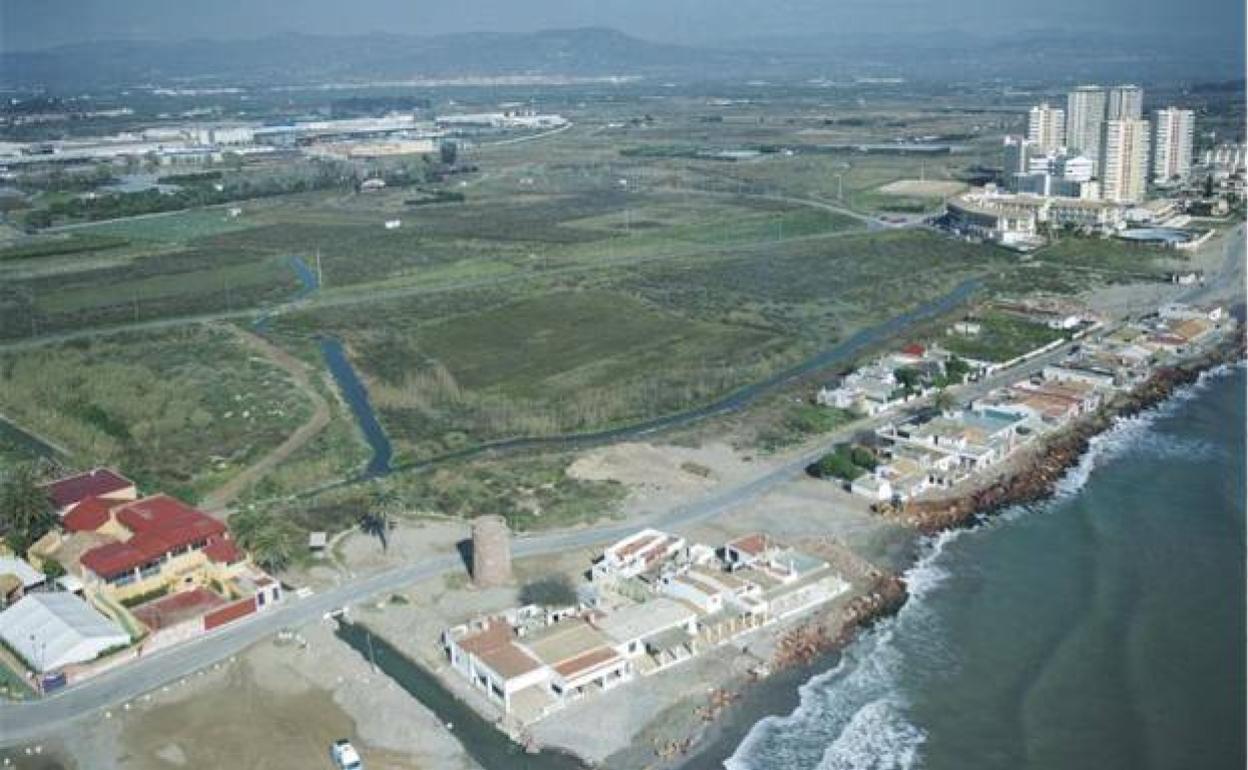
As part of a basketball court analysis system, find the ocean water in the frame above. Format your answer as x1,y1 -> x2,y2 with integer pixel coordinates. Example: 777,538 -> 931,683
726,365 -> 1246,770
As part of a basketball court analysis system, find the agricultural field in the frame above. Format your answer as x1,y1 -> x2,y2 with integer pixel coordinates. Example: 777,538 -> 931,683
0,326 -> 315,501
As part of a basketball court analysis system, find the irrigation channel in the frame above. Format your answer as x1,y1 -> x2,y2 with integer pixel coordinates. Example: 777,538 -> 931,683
255,254 -> 396,475
335,620 -> 589,770
273,247 -> 981,486
0,415 -> 66,461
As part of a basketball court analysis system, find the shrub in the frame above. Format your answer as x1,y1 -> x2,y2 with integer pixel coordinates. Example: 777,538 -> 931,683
518,574 -> 578,607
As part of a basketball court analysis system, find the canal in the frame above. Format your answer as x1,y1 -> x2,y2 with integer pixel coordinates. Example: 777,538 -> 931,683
335,620 -> 588,770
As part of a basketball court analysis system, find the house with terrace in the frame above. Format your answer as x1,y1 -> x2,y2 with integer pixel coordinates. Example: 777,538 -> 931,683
589,529 -> 688,584
76,495 -> 244,602
877,408 -> 1034,477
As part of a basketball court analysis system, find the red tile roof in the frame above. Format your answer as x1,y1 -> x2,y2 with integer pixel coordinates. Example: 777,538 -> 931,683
62,495 -> 115,533
79,495 -> 227,579
43,468 -> 133,510
902,343 -> 927,357
203,539 -> 242,565
727,533 -> 771,557
553,647 -> 621,680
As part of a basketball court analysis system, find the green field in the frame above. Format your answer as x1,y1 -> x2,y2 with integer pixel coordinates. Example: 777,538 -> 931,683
0,327 -> 314,500
942,311 -> 1068,363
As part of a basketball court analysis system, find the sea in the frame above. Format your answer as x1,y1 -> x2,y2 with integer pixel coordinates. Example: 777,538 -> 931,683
723,364 -> 1246,770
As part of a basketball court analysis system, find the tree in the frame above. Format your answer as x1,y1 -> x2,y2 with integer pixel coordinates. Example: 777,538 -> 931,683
440,140 -> 458,167
519,574 -> 578,608
808,450 -> 861,481
361,487 -> 403,552
944,355 -> 971,385
849,446 -> 877,471
0,463 -> 55,554
228,507 -> 295,573
247,523 -> 295,573
894,367 -> 922,392
41,558 -> 66,582
933,388 -> 956,413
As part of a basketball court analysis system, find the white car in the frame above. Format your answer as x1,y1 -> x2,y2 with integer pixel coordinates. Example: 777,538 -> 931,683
330,739 -> 363,770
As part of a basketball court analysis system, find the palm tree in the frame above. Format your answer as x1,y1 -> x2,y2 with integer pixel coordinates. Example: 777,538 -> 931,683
361,487 -> 403,552
227,506 -> 266,548
247,521 -> 294,573
0,463 -> 55,554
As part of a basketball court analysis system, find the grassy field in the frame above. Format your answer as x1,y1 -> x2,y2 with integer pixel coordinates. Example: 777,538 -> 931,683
274,288 -> 787,461
941,311 -> 1067,362
619,229 -> 1006,338
0,326 -> 315,501
274,450 -> 627,536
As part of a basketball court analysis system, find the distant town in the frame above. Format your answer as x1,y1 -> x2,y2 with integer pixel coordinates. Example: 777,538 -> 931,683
941,84 -> 1244,251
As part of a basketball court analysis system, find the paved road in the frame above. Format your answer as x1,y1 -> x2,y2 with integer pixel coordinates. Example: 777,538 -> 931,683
0,336 -> 1080,745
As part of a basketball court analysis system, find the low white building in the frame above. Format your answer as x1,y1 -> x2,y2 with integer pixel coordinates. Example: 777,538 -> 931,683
590,529 -> 686,583
0,593 -> 129,672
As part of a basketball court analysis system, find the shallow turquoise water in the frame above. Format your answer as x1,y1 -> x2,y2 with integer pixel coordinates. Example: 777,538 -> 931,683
727,365 -> 1246,770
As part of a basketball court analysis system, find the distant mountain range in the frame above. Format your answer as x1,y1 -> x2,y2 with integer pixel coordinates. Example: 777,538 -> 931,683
1,26 -> 1242,91
0,28 -> 764,89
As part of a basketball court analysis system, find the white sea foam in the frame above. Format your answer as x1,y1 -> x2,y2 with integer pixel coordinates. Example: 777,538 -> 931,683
815,699 -> 926,770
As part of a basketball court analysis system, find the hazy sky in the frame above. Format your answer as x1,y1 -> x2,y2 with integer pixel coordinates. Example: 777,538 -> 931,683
3,0 -> 1245,51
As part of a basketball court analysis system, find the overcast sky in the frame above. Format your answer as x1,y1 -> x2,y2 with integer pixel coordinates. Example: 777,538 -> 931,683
3,0 -> 1244,51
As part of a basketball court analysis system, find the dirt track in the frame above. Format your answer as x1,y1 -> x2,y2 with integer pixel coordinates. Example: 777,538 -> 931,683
199,326 -> 332,514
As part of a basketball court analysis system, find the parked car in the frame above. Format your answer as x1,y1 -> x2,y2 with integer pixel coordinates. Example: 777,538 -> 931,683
330,739 -> 363,770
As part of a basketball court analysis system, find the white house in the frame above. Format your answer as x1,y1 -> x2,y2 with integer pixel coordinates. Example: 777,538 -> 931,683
590,529 -> 686,583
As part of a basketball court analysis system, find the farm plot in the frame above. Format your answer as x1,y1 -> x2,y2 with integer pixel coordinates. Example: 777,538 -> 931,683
1,245 -> 298,340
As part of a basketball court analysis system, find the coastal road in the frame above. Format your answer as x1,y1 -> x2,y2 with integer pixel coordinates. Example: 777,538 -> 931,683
0,335 -> 1082,746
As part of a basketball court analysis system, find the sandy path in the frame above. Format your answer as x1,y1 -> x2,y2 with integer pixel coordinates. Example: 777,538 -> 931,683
199,326 -> 331,514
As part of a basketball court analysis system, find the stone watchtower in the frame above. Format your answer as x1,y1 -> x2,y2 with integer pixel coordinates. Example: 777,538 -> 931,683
471,515 -> 512,588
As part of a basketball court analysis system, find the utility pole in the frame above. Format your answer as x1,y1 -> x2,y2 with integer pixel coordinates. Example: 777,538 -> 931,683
315,248 -> 323,289
366,630 -> 378,673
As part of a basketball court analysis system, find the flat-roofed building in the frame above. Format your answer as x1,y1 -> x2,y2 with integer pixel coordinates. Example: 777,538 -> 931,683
1100,119 -> 1151,204
1027,103 -> 1066,153
592,597 -> 698,670
0,592 -> 129,672
1066,85 -> 1108,161
1152,107 -> 1195,183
